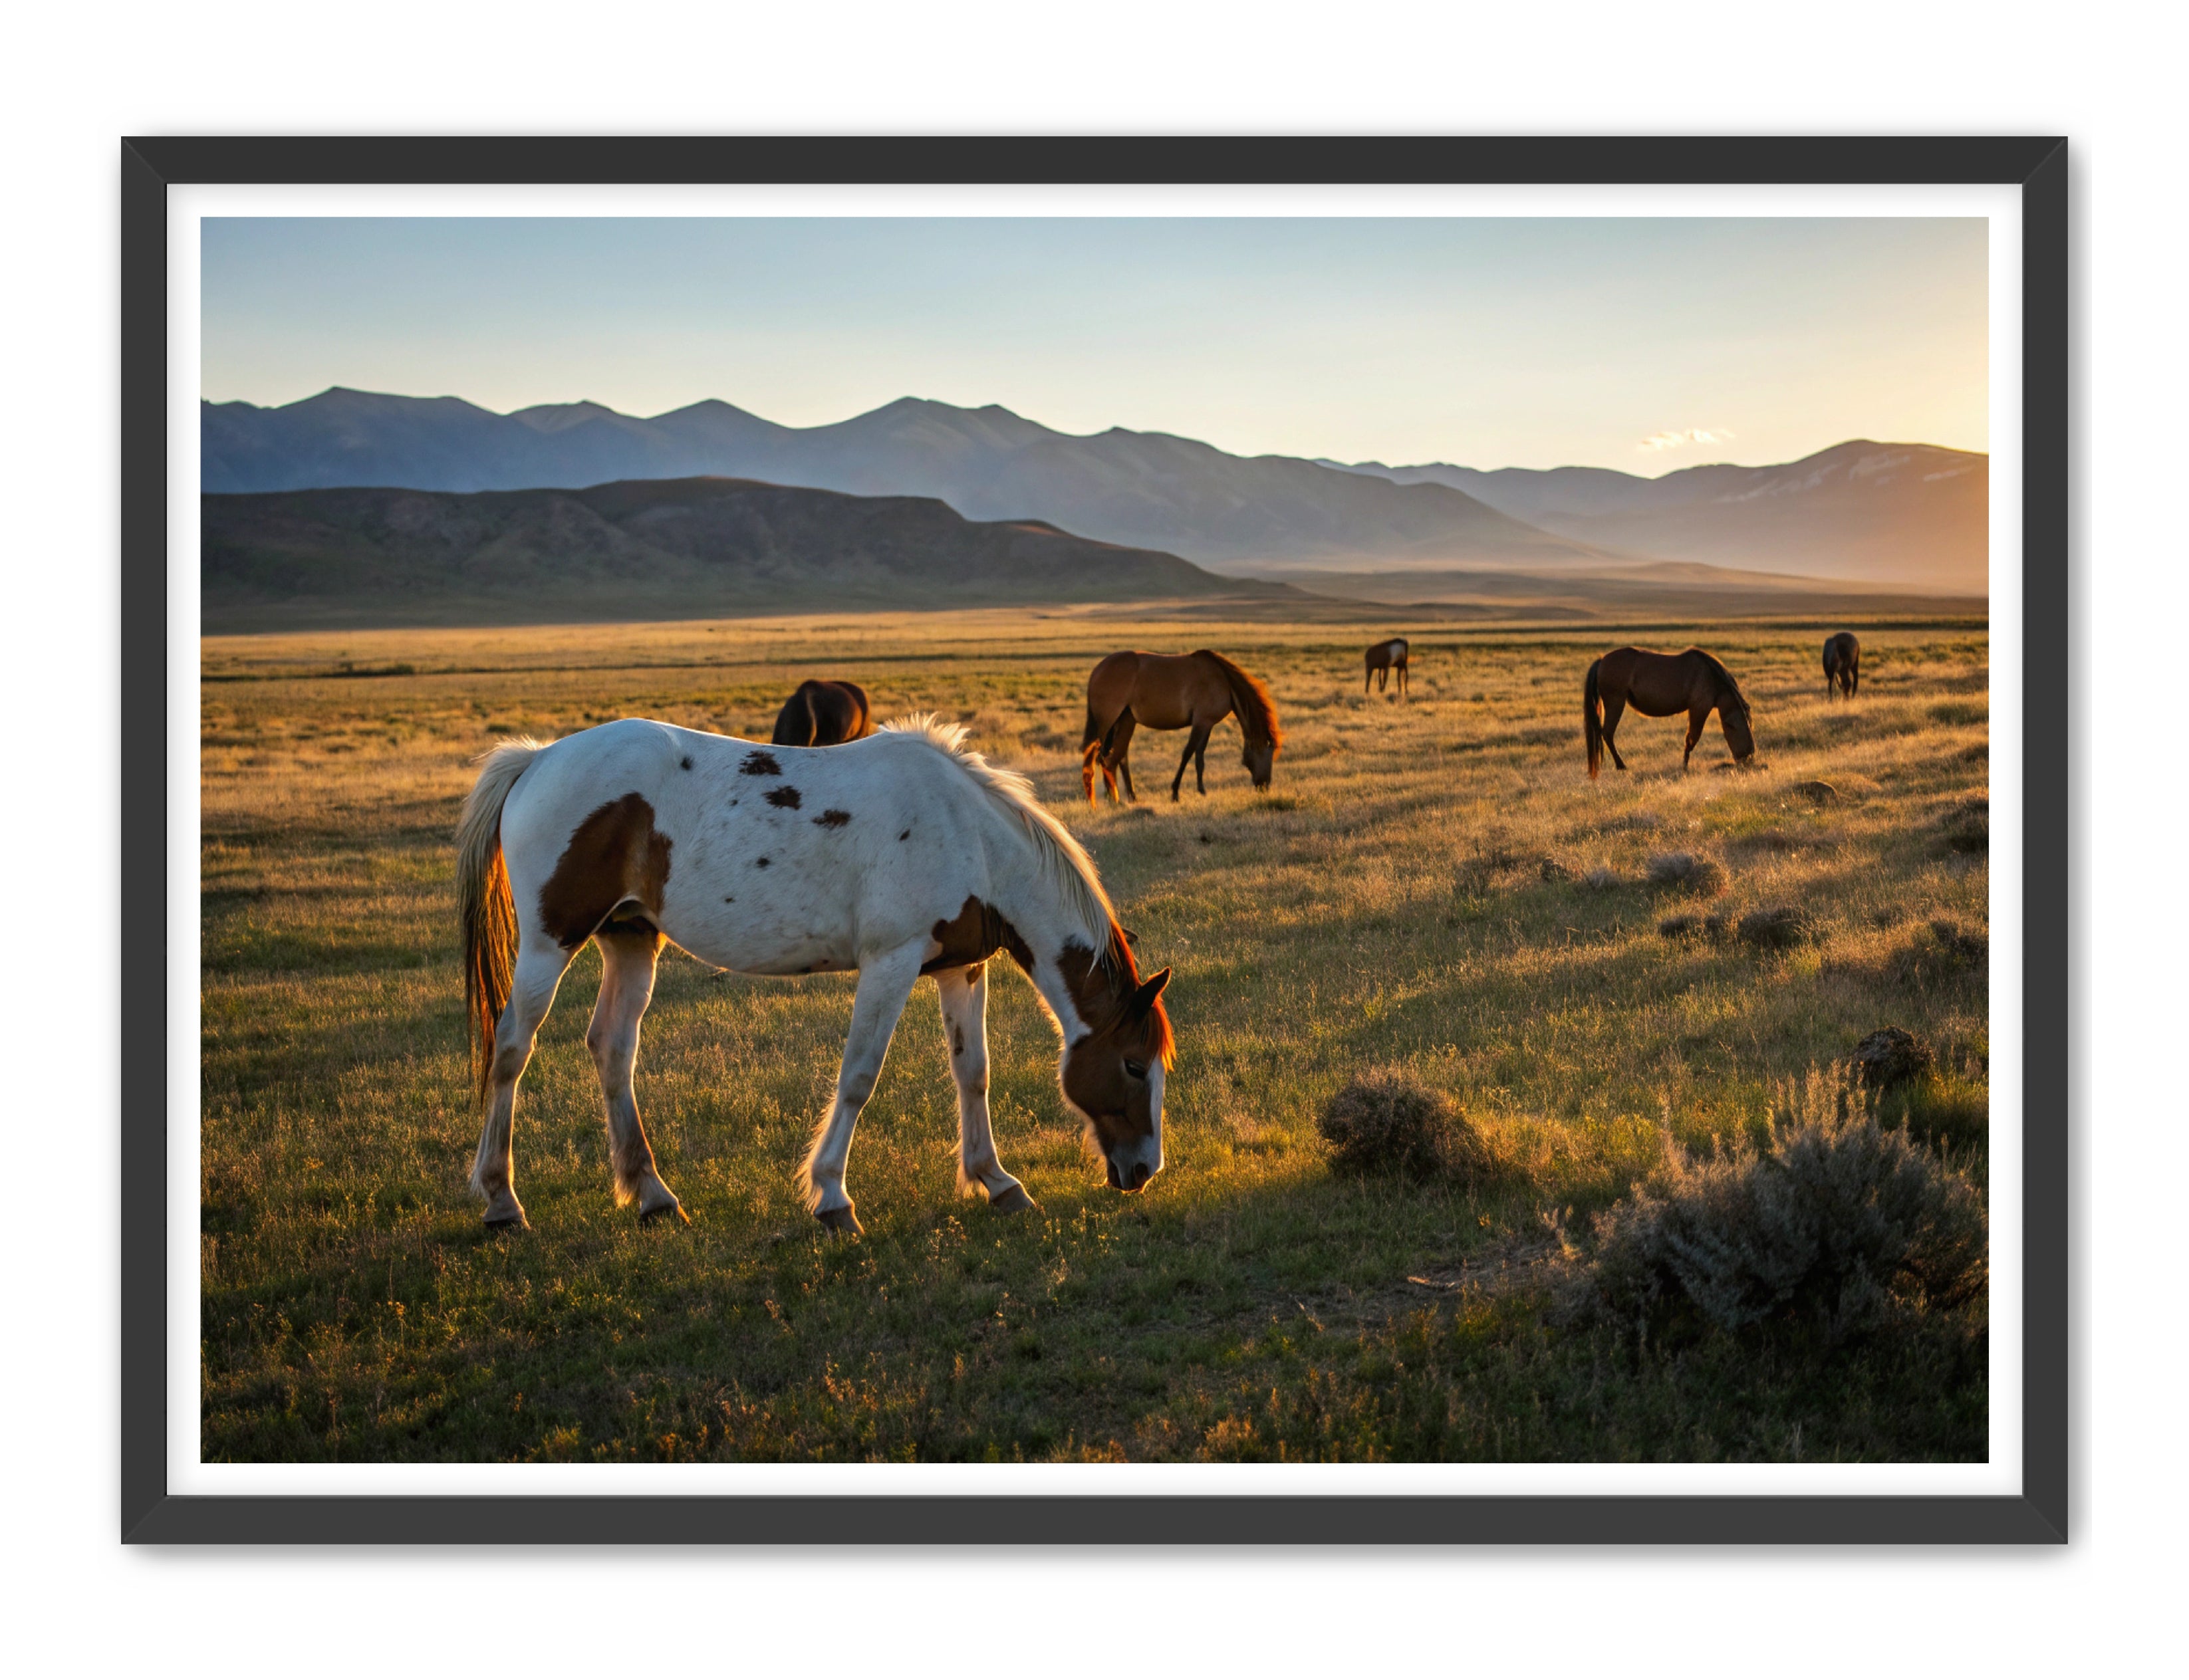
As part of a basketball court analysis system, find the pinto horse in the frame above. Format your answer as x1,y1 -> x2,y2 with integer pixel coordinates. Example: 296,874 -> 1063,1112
1079,649 -> 1283,803
457,715 -> 1172,1235
771,679 -> 872,747
1823,632 -> 1861,700
1583,646 -> 1756,778
1364,637 -> 1410,696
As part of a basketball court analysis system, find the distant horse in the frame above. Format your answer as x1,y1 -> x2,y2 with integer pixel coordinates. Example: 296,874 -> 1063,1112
1823,632 -> 1861,700
457,715 -> 1172,1235
1079,649 -> 1283,803
1365,638 -> 1410,696
1583,646 -> 1756,777
771,679 -> 872,747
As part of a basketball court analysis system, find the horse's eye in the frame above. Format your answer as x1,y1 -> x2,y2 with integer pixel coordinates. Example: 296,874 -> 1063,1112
1124,1060 -> 1147,1081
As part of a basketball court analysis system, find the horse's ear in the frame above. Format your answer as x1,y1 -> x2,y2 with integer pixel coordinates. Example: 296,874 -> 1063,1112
1130,968 -> 1171,1014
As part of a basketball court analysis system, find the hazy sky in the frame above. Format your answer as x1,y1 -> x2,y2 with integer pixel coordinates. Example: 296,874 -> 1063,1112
201,217 -> 1987,473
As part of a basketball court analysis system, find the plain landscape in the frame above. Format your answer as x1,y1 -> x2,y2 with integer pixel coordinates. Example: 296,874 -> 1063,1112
200,609 -> 1990,1461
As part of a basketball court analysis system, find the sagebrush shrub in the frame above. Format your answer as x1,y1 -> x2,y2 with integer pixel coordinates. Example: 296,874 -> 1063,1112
1318,1069 -> 1491,1181
1589,1066 -> 1986,1338
1646,852 -> 1730,898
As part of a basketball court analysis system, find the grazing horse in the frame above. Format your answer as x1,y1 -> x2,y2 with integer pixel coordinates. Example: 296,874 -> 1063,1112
1583,646 -> 1756,778
1823,632 -> 1861,700
1365,638 -> 1410,696
1079,649 -> 1283,803
457,715 -> 1172,1235
771,679 -> 872,747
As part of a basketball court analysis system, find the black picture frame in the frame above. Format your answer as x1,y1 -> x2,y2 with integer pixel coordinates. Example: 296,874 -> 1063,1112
124,135 -> 2069,1544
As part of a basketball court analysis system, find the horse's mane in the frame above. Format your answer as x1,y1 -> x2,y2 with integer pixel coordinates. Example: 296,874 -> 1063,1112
1191,650 -> 1284,747
879,712 -> 1120,963
1693,649 -> 1752,721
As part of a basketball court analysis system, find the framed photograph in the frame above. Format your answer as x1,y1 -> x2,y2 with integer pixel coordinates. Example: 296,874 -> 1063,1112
124,136 -> 2066,1542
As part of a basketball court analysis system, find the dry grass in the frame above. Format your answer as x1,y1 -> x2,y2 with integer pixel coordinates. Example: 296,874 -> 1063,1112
199,610 -> 1992,1462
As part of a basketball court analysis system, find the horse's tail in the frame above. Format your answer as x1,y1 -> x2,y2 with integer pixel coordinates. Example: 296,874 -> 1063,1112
457,737 -> 545,1111
1584,658 -> 1604,779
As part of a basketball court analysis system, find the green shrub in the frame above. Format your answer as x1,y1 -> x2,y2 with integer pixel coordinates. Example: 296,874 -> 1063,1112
1589,1066 -> 1986,1339
1646,851 -> 1730,898
1319,1068 -> 1491,1182
1941,797 -> 1989,852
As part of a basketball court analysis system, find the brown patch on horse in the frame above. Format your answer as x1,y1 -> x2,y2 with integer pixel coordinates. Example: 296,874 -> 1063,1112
1055,927 -> 1173,1148
815,808 -> 852,828
766,785 -> 803,810
739,751 -> 782,776
922,894 -> 1035,977
538,794 -> 673,949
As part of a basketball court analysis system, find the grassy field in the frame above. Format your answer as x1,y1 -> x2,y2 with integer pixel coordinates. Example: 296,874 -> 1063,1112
200,608 -> 1991,1462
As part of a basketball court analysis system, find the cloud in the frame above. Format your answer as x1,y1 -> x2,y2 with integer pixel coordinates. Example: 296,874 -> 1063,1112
1638,427 -> 1736,453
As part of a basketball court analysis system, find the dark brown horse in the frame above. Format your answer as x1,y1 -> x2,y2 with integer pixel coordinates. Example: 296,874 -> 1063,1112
1583,646 -> 1755,778
1365,637 -> 1410,696
1081,650 -> 1283,803
1823,632 -> 1861,700
771,679 -> 873,747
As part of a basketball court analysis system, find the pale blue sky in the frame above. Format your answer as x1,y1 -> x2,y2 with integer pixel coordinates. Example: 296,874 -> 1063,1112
201,217 -> 1987,473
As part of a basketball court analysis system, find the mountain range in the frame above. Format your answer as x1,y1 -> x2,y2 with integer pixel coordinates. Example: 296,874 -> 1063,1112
202,388 -> 1988,596
1315,441 -> 1988,590
201,477 -> 1287,633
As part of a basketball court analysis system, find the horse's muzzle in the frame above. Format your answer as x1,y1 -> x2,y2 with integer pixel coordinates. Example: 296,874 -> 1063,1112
1106,1157 -> 1154,1192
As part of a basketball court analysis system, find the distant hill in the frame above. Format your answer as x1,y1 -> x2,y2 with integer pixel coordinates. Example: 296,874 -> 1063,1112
200,476 -> 1291,633
1319,441 -> 1988,592
204,390 -> 1988,594
201,389 -> 1627,574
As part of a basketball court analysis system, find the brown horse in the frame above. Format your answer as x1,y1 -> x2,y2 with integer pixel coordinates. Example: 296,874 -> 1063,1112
1583,646 -> 1755,778
1365,637 -> 1410,696
1823,632 -> 1861,700
1081,650 -> 1283,803
771,679 -> 872,747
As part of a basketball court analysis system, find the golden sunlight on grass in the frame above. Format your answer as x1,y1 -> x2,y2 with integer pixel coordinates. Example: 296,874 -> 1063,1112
200,610 -> 1989,1463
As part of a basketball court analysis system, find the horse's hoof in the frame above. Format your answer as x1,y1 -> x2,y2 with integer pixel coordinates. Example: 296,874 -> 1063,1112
815,1204 -> 863,1238
638,1201 -> 690,1227
987,1183 -> 1039,1215
483,1211 -> 530,1232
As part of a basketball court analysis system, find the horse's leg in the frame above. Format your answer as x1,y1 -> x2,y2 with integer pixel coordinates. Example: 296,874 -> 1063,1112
797,941 -> 924,1236
1600,695 -> 1629,771
1105,712 -> 1139,804
936,962 -> 1033,1212
1683,705 -> 1710,770
1194,725 -> 1211,794
470,941 -> 573,1229
1171,723 -> 1210,800
586,925 -> 685,1224
1170,729 -> 1197,800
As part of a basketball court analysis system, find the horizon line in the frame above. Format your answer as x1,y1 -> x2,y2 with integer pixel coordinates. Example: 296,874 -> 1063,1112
199,384 -> 1991,481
